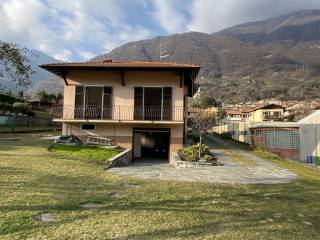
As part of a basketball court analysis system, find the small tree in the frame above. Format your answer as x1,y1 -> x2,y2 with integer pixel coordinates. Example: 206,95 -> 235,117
190,109 -> 216,160
37,90 -> 48,103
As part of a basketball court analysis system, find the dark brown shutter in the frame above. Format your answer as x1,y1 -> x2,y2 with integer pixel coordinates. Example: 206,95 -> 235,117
103,87 -> 112,119
74,86 -> 84,118
134,87 -> 143,120
162,87 -> 172,120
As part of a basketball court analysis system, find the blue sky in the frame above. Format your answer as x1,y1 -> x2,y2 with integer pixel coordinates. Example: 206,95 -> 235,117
1,0 -> 320,62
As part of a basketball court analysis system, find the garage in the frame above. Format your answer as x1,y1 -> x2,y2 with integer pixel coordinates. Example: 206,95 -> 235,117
133,128 -> 170,161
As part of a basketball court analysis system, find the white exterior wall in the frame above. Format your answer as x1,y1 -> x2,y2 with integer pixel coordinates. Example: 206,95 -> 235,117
299,124 -> 320,162
299,110 -> 320,162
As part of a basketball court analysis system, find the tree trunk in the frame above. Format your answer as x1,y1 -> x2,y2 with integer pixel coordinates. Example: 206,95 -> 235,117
199,133 -> 202,160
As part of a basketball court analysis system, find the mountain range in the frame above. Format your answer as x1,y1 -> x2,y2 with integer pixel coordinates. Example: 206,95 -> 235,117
2,9 -> 320,103
94,9 -> 320,103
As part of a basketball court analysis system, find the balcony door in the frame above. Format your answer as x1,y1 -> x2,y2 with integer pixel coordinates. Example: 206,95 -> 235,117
144,87 -> 162,120
134,87 -> 172,121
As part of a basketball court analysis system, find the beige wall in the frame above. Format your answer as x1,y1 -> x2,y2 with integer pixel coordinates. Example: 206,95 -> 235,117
65,70 -> 184,108
61,69 -> 187,159
62,122 -> 183,159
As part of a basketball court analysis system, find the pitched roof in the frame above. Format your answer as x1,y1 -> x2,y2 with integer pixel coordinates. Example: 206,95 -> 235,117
226,110 -> 242,115
40,59 -> 200,97
40,60 -> 200,72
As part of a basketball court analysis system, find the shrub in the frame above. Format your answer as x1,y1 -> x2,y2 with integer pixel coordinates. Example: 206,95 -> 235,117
0,101 -> 13,112
12,102 -> 34,116
178,143 -> 211,162
0,93 -> 17,104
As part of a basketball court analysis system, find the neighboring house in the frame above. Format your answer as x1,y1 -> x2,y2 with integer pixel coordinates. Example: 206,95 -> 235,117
225,110 -> 242,121
244,104 -> 285,122
40,60 -> 200,161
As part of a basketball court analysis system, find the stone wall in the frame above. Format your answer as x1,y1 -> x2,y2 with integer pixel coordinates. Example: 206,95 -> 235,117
105,149 -> 132,169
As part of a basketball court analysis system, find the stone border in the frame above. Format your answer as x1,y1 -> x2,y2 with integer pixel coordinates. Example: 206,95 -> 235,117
170,152 -> 216,168
105,149 -> 132,169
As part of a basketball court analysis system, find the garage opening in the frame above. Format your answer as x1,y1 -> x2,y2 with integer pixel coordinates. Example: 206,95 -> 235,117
133,128 -> 170,161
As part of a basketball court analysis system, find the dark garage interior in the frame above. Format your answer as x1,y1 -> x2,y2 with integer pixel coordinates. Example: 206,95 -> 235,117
133,129 -> 170,160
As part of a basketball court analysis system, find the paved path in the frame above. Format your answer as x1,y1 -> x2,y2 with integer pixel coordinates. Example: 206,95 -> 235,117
108,135 -> 297,184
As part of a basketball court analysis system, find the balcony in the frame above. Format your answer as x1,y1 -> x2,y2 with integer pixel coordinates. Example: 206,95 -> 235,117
263,114 -> 283,121
50,105 -> 184,122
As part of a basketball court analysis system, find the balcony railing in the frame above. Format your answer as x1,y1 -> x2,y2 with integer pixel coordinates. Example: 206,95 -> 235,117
263,114 -> 283,121
50,105 -> 184,122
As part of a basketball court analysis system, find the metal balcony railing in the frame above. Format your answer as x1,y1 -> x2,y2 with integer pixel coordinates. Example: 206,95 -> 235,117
49,105 -> 184,122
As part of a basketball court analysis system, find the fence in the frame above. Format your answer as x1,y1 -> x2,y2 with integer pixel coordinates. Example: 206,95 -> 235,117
251,127 -> 300,160
212,121 -> 300,160
0,115 -> 59,132
211,121 -> 252,144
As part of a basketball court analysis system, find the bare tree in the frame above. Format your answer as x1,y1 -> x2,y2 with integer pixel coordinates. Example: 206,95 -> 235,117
0,41 -> 35,89
190,108 -> 216,159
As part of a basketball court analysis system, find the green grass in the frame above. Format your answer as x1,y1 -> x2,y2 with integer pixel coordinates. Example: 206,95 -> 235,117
50,143 -> 120,162
0,136 -> 320,239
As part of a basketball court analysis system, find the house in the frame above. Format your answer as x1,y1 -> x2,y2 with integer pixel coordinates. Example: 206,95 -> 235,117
40,60 -> 200,161
244,104 -> 285,122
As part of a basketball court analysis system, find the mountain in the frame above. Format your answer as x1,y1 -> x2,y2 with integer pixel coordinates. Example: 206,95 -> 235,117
93,9 -> 320,103
0,48 -> 63,96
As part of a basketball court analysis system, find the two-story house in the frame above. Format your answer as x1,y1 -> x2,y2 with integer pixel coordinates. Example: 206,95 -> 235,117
41,60 -> 200,161
243,104 -> 285,122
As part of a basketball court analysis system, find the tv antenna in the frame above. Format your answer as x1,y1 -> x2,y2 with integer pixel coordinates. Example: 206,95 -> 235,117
159,38 -> 171,61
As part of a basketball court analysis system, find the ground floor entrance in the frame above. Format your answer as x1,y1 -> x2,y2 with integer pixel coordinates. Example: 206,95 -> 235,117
133,128 -> 170,161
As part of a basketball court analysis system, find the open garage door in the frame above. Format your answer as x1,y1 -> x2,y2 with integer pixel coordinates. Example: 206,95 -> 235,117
133,128 -> 170,161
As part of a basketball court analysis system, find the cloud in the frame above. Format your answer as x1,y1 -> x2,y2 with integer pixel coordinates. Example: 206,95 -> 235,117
187,0 -> 320,33
1,0 -> 320,61
152,0 -> 189,34
0,0 -> 153,61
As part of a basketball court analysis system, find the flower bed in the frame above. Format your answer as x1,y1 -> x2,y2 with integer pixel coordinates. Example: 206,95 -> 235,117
173,144 -> 223,168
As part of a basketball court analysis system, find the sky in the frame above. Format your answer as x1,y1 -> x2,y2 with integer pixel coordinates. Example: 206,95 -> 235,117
1,0 -> 320,62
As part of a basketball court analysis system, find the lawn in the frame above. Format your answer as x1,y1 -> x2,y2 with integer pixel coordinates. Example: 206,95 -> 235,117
49,143 -> 120,161
0,135 -> 320,239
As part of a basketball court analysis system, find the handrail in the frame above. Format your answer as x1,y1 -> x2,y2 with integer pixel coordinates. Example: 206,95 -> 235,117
50,105 -> 184,122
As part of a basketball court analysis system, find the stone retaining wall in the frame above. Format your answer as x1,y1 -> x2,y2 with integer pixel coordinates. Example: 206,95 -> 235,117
105,149 -> 132,169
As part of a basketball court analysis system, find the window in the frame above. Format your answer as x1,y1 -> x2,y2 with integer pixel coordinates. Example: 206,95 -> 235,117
81,124 -> 95,130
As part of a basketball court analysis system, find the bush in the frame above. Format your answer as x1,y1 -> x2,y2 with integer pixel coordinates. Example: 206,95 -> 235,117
0,93 -> 17,104
0,101 -> 13,112
12,102 -> 34,116
178,143 -> 211,162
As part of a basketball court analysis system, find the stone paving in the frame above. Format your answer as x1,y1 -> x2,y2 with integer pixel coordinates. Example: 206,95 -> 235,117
108,135 -> 297,184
